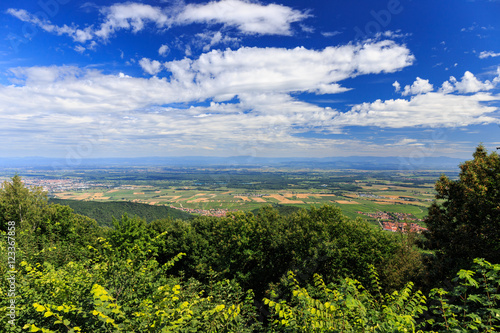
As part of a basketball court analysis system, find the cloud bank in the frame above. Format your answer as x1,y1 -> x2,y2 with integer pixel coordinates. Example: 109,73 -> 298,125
1,38 -> 499,157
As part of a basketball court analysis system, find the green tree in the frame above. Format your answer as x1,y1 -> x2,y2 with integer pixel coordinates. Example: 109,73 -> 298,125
0,174 -> 47,232
0,175 -> 101,265
425,145 -> 500,279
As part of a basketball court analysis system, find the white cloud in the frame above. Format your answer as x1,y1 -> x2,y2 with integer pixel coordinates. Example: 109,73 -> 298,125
321,31 -> 342,38
440,71 -> 496,93
392,81 -> 401,92
74,45 -> 86,54
439,80 -> 455,94
375,30 -> 411,39
3,43 -> 498,157
2,41 -> 413,112
393,138 -> 418,146
194,31 -> 240,52
139,58 -> 163,75
0,41 -> 415,156
344,70 -> 500,129
175,0 -> 309,35
479,51 -> 500,59
94,3 -> 170,40
8,0 -> 310,49
401,77 -> 434,96
494,67 -> 500,85
162,41 -> 414,100
158,44 -> 170,56
352,41 -> 415,74
336,92 -> 499,128
6,8 -> 93,43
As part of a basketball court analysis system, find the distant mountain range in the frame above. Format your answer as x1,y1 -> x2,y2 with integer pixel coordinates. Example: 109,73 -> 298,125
0,155 -> 465,170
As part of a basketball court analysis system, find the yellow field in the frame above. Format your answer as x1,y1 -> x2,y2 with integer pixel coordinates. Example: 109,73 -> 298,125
335,200 -> 359,204
235,196 -> 251,202
264,194 -> 303,204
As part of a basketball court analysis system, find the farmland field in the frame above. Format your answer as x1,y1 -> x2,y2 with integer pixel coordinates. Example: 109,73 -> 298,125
6,167 -> 458,224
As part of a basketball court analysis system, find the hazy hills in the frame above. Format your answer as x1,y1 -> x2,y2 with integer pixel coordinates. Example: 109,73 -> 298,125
0,155 -> 464,170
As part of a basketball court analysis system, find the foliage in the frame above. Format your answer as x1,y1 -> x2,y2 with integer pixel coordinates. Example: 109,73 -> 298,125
1,176 -> 101,266
0,174 -> 48,232
425,145 -> 500,279
382,228 -> 426,292
427,258 -> 500,332
152,205 -> 403,297
0,241 -> 259,332
264,268 -> 428,332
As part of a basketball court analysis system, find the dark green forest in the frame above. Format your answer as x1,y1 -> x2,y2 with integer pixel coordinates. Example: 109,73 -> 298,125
1,145 -> 499,332
48,199 -> 194,227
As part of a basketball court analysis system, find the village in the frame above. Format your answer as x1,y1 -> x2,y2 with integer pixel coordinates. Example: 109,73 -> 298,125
168,206 -> 233,217
356,211 -> 427,233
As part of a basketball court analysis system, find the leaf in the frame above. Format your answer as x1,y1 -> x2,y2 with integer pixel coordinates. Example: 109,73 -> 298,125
457,270 -> 479,288
33,303 -> 45,312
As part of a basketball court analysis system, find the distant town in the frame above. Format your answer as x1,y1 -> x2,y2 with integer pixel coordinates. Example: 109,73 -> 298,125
356,211 -> 428,233
0,177 -> 96,192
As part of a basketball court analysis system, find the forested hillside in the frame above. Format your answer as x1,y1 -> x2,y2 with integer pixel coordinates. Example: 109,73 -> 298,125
1,146 -> 499,332
49,198 -> 194,227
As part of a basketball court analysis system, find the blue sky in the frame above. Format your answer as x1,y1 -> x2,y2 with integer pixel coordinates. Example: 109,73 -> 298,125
1,0 -> 499,160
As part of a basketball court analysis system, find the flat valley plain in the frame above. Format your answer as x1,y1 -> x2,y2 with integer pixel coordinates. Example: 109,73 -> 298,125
3,167 -> 459,225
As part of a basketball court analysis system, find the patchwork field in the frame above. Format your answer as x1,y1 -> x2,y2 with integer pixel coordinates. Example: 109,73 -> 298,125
50,171 -> 443,222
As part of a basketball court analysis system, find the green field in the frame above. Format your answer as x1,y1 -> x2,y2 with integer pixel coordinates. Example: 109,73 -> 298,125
32,168 -> 452,224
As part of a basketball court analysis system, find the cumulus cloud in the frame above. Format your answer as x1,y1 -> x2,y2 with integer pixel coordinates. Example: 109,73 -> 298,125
345,70 -> 500,128
0,41 -> 416,155
401,77 -> 434,96
139,58 -> 163,75
94,3 -> 170,40
158,44 -> 170,56
440,71 -> 497,93
1,41 -> 413,109
161,41 -> 414,101
336,92 -> 499,128
175,0 -> 309,35
392,81 -> 401,92
2,43 -> 499,157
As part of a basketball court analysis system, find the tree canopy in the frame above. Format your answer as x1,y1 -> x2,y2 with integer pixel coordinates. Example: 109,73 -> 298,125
424,144 -> 500,278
